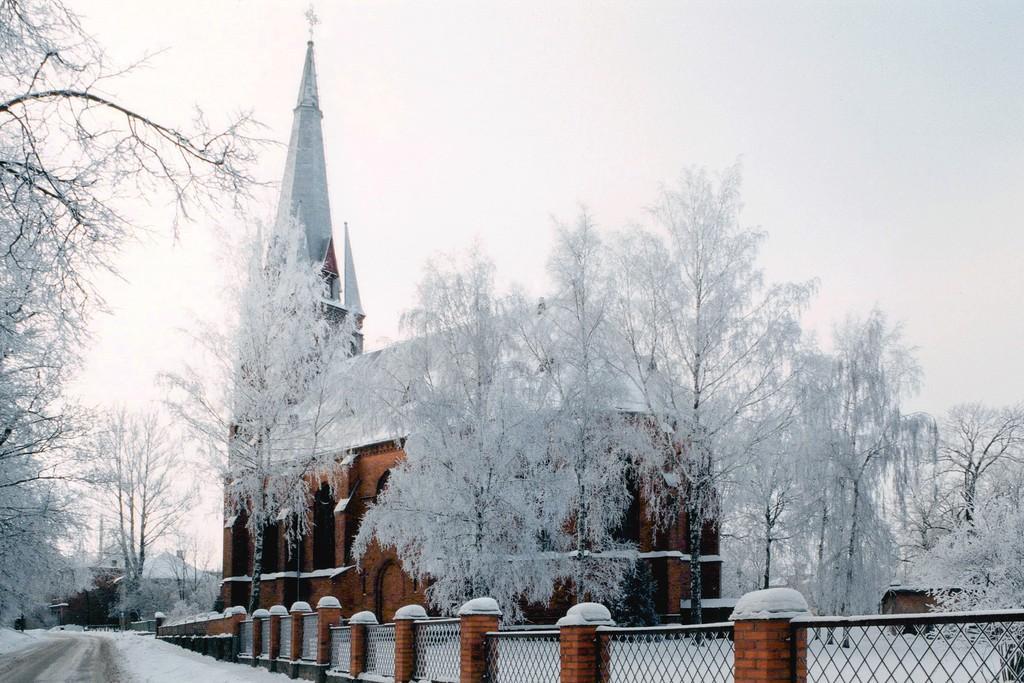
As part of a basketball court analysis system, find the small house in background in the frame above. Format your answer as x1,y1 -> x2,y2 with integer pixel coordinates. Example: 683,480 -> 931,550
880,583 -> 958,614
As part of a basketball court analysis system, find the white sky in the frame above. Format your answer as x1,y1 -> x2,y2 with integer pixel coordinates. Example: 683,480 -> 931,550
66,1 -> 1024,560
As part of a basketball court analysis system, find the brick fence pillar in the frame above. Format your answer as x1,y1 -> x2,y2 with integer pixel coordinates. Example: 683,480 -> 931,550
226,606 -> 247,662
252,609 -> 269,666
731,588 -> 809,683
394,604 -> 428,682
458,597 -> 501,683
316,596 -> 342,666
289,601 -> 312,664
349,610 -> 378,677
154,611 -> 165,635
269,605 -> 287,661
557,603 -> 614,683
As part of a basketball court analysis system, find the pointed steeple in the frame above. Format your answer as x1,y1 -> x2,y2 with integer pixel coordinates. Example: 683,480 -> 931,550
276,40 -> 333,266
342,222 -> 363,315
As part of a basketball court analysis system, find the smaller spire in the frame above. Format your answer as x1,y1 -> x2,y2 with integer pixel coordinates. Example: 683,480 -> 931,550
342,222 -> 363,315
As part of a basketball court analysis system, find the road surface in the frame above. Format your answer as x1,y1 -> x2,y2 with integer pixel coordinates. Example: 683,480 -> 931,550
0,632 -> 126,682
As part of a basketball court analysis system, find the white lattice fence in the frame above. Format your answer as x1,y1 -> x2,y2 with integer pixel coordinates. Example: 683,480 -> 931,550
331,625 -> 351,672
259,617 -> 270,657
279,616 -> 292,659
302,613 -> 319,660
414,619 -> 461,682
365,623 -> 397,678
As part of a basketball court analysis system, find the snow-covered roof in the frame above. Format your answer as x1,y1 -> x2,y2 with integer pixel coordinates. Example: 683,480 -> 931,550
141,551 -> 215,581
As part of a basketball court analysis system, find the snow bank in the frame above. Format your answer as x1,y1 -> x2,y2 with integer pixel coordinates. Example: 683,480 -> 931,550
457,597 -> 501,616
0,628 -> 41,655
105,631 -> 291,682
730,588 -> 809,620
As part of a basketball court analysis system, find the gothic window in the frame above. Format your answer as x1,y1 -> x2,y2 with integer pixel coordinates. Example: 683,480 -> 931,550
375,471 -> 391,502
262,522 -> 280,574
613,471 -> 643,546
231,512 -> 249,578
313,482 -> 336,569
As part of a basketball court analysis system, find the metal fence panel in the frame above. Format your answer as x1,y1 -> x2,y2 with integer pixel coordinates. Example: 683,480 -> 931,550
486,630 -> 560,683
260,617 -> 271,657
301,613 -> 319,660
599,623 -> 734,683
279,616 -> 292,660
366,623 -> 397,678
795,612 -> 1024,682
239,620 -> 253,656
331,626 -> 351,672
414,618 -> 461,682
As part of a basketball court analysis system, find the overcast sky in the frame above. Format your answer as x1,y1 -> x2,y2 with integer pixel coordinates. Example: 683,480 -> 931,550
67,1 -> 1024,558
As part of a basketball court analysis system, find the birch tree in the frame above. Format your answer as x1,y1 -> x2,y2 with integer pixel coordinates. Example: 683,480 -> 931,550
0,0 -> 256,609
520,213 -> 651,602
801,312 -> 934,614
354,251 -> 556,621
611,165 -> 812,622
164,221 -> 352,612
93,408 -> 194,613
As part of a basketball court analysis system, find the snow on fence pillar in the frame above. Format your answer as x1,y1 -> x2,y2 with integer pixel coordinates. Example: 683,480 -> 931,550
731,588 -> 809,683
268,605 -> 287,660
349,610 -> 378,677
557,603 -> 614,683
458,598 -> 501,683
289,602 -> 312,666
154,612 -> 165,635
251,609 -> 269,665
394,604 -> 428,682
316,596 -> 342,666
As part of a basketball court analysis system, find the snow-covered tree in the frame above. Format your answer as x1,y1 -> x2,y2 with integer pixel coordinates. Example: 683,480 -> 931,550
164,220 -> 353,612
520,213 -> 651,602
354,250 -> 555,621
729,430 -> 801,591
610,165 -> 812,621
0,0 -> 256,612
91,409 -> 195,614
937,402 -> 1023,524
918,485 -> 1024,611
799,312 -> 935,615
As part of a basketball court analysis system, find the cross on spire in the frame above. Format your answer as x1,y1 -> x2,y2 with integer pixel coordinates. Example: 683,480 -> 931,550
305,4 -> 320,41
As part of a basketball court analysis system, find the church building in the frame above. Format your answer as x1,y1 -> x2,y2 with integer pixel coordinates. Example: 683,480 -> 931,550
220,39 -> 725,624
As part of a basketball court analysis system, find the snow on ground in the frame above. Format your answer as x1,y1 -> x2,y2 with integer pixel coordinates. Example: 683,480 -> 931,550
100,631 -> 292,682
0,628 -> 41,655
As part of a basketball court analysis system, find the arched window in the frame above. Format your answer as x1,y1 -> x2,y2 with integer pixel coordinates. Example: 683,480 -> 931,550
231,512 -> 249,578
313,482 -> 336,569
262,522 -> 280,574
614,472 -> 643,546
375,471 -> 391,501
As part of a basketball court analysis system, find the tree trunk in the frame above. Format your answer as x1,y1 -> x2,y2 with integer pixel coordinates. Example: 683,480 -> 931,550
688,496 -> 703,624
763,534 -> 772,590
248,523 -> 265,614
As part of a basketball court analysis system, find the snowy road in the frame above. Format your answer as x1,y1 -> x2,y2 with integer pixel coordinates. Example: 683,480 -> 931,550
0,632 -> 125,682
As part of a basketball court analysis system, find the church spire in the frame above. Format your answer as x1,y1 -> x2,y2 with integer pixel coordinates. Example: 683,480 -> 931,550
276,33 -> 367,343
276,39 -> 333,267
